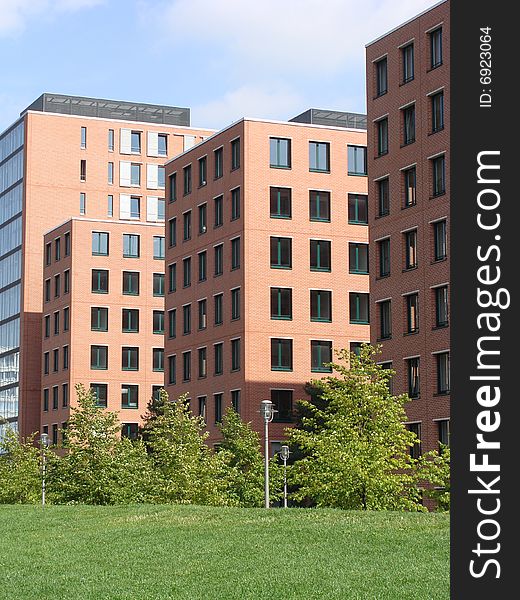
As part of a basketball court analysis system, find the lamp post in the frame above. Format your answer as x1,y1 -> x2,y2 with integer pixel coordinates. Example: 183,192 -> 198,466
260,400 -> 275,508
40,433 -> 50,506
280,445 -> 290,508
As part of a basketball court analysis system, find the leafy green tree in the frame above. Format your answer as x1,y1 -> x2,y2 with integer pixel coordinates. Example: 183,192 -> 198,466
0,428 -> 42,504
288,345 -> 426,511
417,445 -> 451,511
216,407 -> 282,507
50,384 -> 153,504
141,390 -> 224,505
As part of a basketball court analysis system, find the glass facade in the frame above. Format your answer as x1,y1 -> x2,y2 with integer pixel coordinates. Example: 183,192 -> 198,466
0,120 -> 24,435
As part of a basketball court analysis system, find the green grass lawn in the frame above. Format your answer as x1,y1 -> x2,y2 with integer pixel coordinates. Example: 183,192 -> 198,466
0,505 -> 449,600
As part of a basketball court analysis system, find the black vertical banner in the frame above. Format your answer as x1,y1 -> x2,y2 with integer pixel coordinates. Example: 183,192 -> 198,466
451,1 -> 515,597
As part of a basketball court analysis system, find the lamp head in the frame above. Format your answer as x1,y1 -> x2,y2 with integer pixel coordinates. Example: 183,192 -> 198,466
280,445 -> 290,460
260,399 -> 274,421
40,433 -> 50,448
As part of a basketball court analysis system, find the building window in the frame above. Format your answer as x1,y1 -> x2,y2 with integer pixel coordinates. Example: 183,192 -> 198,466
168,218 -> 177,248
198,203 -> 207,234
270,237 -> 292,269
214,343 -> 223,375
214,294 -> 223,326
131,131 -> 141,153
168,355 -> 176,385
168,309 -> 176,339
270,137 -> 291,169
92,232 -> 109,256
311,340 -> 333,373
231,188 -> 240,220
183,304 -> 191,335
183,211 -> 191,241
309,190 -> 331,222
43,352 -> 49,375
379,300 -> 392,340
431,91 -> 444,133
91,345 -> 108,370
435,286 -> 449,327
108,162 -> 114,184
271,287 -> 292,320
231,339 -> 240,371
81,126 -> 87,149
199,156 -> 207,187
438,419 -> 450,448
310,239 -> 331,272
62,383 -> 69,408
348,145 -> 367,176
80,160 -> 86,182
53,349 -> 59,372
375,56 -> 388,96
153,348 -> 164,372
430,27 -> 443,68
64,232 -> 70,256
231,288 -> 240,320
121,423 -> 139,440
402,43 -> 414,83
169,173 -> 177,203
377,178 -> 390,217
214,393 -> 223,423
90,384 -> 107,408
407,423 -> 422,458
378,238 -> 391,277
198,396 -> 207,420
271,390 -> 293,422
214,147 -> 223,179
91,307 -> 108,332
407,357 -> 420,398
270,187 -> 291,219
108,195 -> 113,217
348,193 -> 368,224
122,384 -> 138,409
63,345 -> 69,370
310,290 -> 332,322
153,273 -> 164,297
402,104 -> 416,145
92,269 -> 108,293
54,274 -> 61,298
231,138 -> 240,170
404,230 -> 418,269
198,251 -> 207,282
214,195 -> 223,227
130,164 -> 140,186
183,257 -> 191,288
122,308 -> 139,333
122,271 -> 139,296
108,129 -> 114,151
45,242 -> 52,266
183,165 -> 192,195
122,347 -> 139,371
231,390 -> 240,413
54,312 -> 60,335
350,342 -> 363,357
349,243 -> 368,274
123,234 -> 140,258
52,386 -> 59,409
214,244 -> 224,276
44,315 -> 50,338
271,338 -> 293,371
55,238 -> 61,261
128,195 -> 140,219
44,280 -> 51,302
63,307 -> 69,331
158,133 -> 167,156
168,263 -> 176,293
349,293 -> 369,324
231,237 -> 240,270
403,167 -> 417,207
309,141 -> 330,172
432,155 -> 446,196
198,298 -> 208,330
376,118 -> 388,156
158,166 -> 165,189
80,192 -> 86,215
198,347 -> 207,378
406,293 -> 419,333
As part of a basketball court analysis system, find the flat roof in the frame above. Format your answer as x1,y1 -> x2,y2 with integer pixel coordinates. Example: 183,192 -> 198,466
21,93 -> 191,127
290,108 -> 367,130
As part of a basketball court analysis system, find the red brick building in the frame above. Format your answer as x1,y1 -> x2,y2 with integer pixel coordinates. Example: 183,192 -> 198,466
164,112 -> 370,448
365,0 -> 450,454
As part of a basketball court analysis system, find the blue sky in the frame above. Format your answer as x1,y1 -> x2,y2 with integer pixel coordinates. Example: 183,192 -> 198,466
0,0 -> 435,134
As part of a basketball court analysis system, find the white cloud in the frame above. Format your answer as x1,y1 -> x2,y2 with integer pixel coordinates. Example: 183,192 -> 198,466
191,83 -> 304,129
0,0 -> 103,36
150,0 -> 437,76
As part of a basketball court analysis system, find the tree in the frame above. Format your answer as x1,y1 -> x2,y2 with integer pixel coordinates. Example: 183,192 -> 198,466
216,407 -> 281,507
141,390 -> 224,505
0,428 -> 41,504
288,345 -> 426,511
50,384 -> 153,504
417,445 -> 450,511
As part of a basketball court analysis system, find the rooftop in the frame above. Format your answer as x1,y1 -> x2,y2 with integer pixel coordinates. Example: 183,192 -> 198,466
21,93 -> 191,127
289,108 -> 367,130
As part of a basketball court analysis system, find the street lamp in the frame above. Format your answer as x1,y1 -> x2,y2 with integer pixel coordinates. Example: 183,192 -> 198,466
260,400 -> 276,508
40,433 -> 50,506
280,445 -> 290,508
